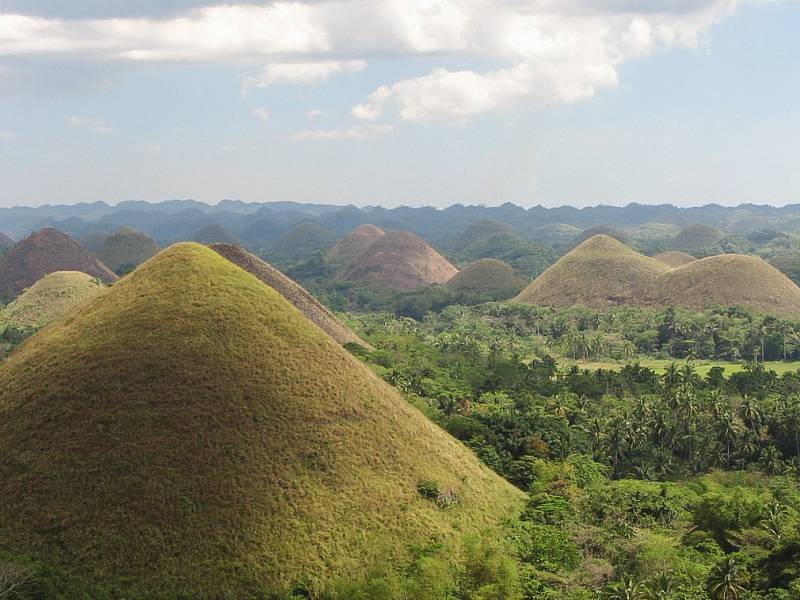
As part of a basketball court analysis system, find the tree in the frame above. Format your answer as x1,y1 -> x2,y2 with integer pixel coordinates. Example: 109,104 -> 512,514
707,558 -> 746,600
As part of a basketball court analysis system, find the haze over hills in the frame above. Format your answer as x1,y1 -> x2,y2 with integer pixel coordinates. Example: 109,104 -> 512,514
95,227 -> 160,274
339,230 -> 458,291
0,243 -> 522,596
210,243 -> 371,348
0,228 -> 117,301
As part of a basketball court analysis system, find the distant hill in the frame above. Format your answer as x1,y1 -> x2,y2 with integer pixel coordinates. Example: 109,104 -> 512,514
0,228 -> 117,301
95,228 -> 160,274
671,224 -> 725,256
566,226 -> 630,252
449,220 -> 555,279
81,231 -> 111,252
191,223 -> 241,246
326,224 -> 385,272
515,235 -> 669,308
0,243 -> 522,596
654,254 -> 800,318
268,222 -> 337,264
653,250 -> 696,268
0,232 -> 14,253
211,243 -> 371,348
528,223 -> 581,247
0,271 -> 104,341
340,230 -> 458,290
444,258 -> 526,298
769,255 -> 800,287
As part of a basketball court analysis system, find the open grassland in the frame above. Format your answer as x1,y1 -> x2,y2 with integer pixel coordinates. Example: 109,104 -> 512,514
561,357 -> 800,376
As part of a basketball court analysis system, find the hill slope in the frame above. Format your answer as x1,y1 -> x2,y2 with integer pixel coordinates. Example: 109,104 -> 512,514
672,224 -> 725,255
0,243 -> 522,597
515,235 -> 669,308
95,228 -> 160,274
0,232 -> 14,253
326,224 -> 385,271
655,254 -> 800,317
445,258 -> 526,296
211,243 -> 371,348
0,228 -> 117,301
191,223 -> 241,246
340,230 -> 458,290
268,222 -> 337,264
653,250 -> 696,268
0,271 -> 105,340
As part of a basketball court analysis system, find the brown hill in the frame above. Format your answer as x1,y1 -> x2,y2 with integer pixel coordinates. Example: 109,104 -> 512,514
211,244 -> 371,349
0,243 -> 522,596
654,250 -> 696,268
0,228 -> 117,301
515,234 -> 669,308
340,230 -> 458,290
95,228 -> 160,274
445,258 -> 526,296
326,224 -> 385,271
566,226 -> 629,252
654,254 -> 800,317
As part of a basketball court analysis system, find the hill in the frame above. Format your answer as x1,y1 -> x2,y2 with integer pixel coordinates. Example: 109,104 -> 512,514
444,258 -> 526,297
0,243 -> 522,596
191,223 -> 241,246
769,254 -> 800,287
653,250 -> 696,268
0,228 -> 117,301
325,224 -> 385,272
566,225 -> 630,252
210,243 -> 371,348
268,222 -> 337,264
672,224 -> 725,256
81,231 -> 111,252
340,230 -> 458,290
95,228 -> 160,274
654,254 -> 800,317
515,234 -> 669,308
0,232 -> 14,253
0,271 -> 104,341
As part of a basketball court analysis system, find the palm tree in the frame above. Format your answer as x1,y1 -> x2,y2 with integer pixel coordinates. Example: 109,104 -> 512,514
608,576 -> 642,600
707,558 -> 746,600
645,571 -> 675,600
738,396 -> 761,438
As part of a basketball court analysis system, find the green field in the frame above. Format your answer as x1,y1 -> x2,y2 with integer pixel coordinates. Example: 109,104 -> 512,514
561,357 -> 800,376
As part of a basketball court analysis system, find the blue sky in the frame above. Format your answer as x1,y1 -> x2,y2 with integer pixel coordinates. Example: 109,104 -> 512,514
0,0 -> 797,208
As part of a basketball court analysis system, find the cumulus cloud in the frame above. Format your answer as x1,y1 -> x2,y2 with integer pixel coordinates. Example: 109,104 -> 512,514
1,0 -> 742,121
0,131 -> 18,140
292,124 -> 393,141
68,115 -> 114,133
251,107 -> 271,121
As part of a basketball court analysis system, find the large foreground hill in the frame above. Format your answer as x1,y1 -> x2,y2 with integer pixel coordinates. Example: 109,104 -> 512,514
0,243 -> 522,597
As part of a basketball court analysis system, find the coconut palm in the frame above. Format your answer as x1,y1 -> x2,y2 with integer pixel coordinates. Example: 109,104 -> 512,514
707,558 -> 746,600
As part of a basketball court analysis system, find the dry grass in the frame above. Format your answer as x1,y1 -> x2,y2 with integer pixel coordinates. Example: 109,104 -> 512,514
445,258 -> 526,294
95,228 -> 160,273
0,243 -> 522,597
339,230 -> 458,290
515,235 -> 669,308
326,224 -> 385,272
653,250 -> 696,268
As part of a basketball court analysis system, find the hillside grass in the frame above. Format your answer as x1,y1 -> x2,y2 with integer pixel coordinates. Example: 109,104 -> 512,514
0,243 -> 522,597
95,228 -> 160,273
561,357 -> 800,376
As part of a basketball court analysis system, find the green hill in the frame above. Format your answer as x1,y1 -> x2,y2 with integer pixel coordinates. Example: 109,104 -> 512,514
326,224 -> 385,272
566,226 -> 630,252
0,271 -> 104,342
653,250 -> 696,268
191,223 -> 241,246
444,258 -> 526,298
0,232 -> 14,253
515,235 -> 669,308
671,224 -> 725,256
268,222 -> 337,264
95,228 -> 161,274
769,254 -> 800,287
81,231 -> 111,252
0,243 -> 522,597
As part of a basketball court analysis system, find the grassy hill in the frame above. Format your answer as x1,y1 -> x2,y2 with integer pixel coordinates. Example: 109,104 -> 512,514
0,271 -> 104,342
81,231 -> 111,252
340,230 -> 458,290
671,224 -> 725,256
565,225 -> 630,252
655,254 -> 800,317
0,243 -> 522,597
515,234 -> 669,309
211,243 -> 371,349
191,223 -> 241,246
653,250 -> 696,267
268,222 -> 337,265
326,224 -> 385,272
95,227 -> 160,274
444,258 -> 526,298
769,254 -> 800,287
0,228 -> 117,301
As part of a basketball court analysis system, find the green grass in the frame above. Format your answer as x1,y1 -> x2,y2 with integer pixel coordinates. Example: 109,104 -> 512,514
562,357 -> 800,376
0,243 -> 522,598
95,228 -> 160,273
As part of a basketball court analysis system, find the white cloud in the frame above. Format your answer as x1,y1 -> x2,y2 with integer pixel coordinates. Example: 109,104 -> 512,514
251,106 -> 271,121
146,144 -> 162,152
0,131 -> 18,140
2,1 -> 741,122
292,124 -> 393,141
242,60 -> 366,93
68,115 -> 114,133
307,109 -> 328,118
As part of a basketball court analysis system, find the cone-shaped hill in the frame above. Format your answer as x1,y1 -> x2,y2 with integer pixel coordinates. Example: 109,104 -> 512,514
0,228 -> 117,301
340,230 -> 458,290
211,243 -> 371,348
192,223 -> 241,246
653,250 -> 696,268
672,224 -> 725,255
654,254 -> 800,317
0,243 -> 523,596
325,224 -> 385,271
445,258 -> 526,297
95,227 -> 160,274
515,235 -> 669,308
81,231 -> 111,252
268,222 -> 337,263
566,226 -> 629,252
0,271 -> 105,340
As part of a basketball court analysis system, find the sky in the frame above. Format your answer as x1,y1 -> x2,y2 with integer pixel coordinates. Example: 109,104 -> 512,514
0,0 -> 797,209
